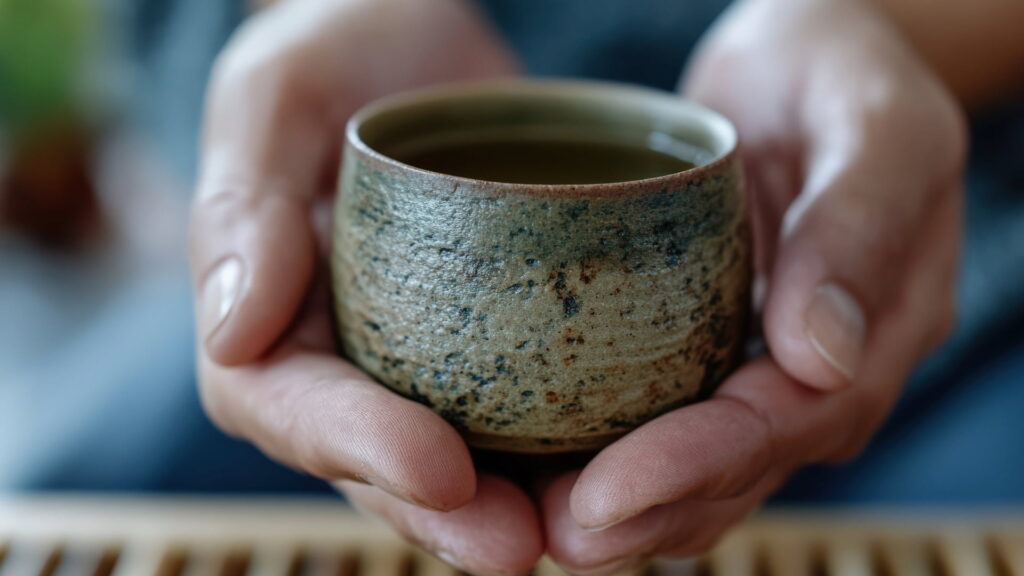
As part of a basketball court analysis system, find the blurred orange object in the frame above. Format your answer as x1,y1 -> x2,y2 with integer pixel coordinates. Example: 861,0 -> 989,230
1,122 -> 101,249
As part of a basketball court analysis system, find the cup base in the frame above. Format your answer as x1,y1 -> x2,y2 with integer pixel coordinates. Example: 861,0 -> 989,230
462,429 -> 628,454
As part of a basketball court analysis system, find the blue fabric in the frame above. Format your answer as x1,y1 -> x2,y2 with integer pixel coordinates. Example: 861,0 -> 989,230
2,0 -> 1022,501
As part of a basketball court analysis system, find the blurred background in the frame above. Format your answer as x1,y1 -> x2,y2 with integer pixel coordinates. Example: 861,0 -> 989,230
1,0 -> 1022,504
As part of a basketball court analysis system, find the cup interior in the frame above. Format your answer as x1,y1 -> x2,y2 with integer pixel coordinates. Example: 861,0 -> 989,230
349,80 -> 737,184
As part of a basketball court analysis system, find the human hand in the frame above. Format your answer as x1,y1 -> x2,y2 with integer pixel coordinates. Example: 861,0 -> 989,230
189,1 -> 543,573
539,0 -> 966,572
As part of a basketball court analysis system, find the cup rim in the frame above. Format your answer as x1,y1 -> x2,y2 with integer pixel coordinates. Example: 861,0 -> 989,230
345,78 -> 739,195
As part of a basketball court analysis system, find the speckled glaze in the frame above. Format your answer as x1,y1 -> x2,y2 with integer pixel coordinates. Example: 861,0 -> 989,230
332,80 -> 750,453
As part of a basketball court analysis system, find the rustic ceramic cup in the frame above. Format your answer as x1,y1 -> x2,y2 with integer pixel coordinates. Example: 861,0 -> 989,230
332,80 -> 750,453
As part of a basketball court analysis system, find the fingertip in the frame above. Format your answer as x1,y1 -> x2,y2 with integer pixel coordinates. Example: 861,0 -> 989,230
569,471 -> 652,534
568,470 -> 618,532
413,409 -> 478,512
542,471 -> 669,573
344,475 -> 543,576
471,475 -> 546,574
570,395 -> 774,532
404,423 -> 478,512
365,395 -> 478,512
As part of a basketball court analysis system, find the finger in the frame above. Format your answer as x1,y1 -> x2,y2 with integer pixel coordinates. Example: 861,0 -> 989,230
570,357 -> 853,530
766,78 -> 966,390
572,229 -> 959,533
818,183 -> 962,459
545,469 -> 782,574
892,182 -> 960,358
190,189 -> 317,366
544,471 -> 672,575
189,2 -> 344,366
190,0 -> 519,366
198,348 -> 475,511
569,392 -> 770,530
341,475 -> 543,576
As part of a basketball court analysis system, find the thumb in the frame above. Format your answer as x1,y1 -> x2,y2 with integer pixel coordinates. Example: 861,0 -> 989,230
764,93 -> 965,390
189,27 -> 330,366
190,176 -> 318,366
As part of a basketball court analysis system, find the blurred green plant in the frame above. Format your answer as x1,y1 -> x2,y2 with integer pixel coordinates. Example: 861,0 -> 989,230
0,0 -> 95,139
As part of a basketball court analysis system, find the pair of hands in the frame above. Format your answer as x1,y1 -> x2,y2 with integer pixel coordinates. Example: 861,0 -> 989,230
189,0 -> 965,573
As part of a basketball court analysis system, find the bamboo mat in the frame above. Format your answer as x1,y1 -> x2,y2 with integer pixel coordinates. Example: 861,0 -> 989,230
1,496 -> 1022,576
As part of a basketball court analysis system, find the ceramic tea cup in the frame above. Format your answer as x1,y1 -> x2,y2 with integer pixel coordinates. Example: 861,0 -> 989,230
332,79 -> 750,453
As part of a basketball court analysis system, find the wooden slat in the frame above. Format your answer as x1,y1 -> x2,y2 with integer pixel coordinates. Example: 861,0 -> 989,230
0,541 -> 62,576
934,532 -> 996,576
824,533 -> 876,576
247,544 -> 300,576
153,546 -> 188,576
5,497 -> 1024,576
359,545 -> 412,576
875,533 -> 935,576
702,531 -> 756,576
108,542 -> 170,576
295,547 -> 356,576
106,542 -> 161,576
759,530 -> 818,576
50,545 -> 119,576
990,530 -> 1024,576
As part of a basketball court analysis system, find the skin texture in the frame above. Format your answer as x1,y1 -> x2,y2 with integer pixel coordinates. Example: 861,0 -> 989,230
190,0 -> 970,573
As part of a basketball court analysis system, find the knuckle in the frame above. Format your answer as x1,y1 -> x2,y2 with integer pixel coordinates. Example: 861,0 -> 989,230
192,187 -> 257,229
862,227 -> 911,271
206,22 -> 304,125
853,81 -> 904,136
187,190 -> 259,275
212,17 -> 292,91
216,48 -> 293,100
802,188 -> 913,273
863,83 -> 967,181
189,191 -> 305,267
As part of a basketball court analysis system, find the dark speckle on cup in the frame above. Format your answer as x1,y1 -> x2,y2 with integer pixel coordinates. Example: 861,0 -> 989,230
332,80 -> 751,453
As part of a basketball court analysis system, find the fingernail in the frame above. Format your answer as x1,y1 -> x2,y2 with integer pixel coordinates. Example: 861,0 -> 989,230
201,257 -> 244,343
334,477 -> 446,512
436,550 -> 471,573
583,517 -> 627,533
804,283 -> 865,383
